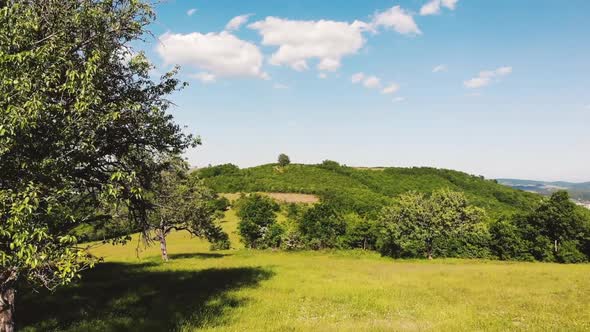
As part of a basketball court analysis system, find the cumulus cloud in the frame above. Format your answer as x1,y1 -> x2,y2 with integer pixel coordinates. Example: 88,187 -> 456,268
371,6 -> 421,35
393,96 -> 405,102
248,17 -> 366,72
225,14 -> 252,31
187,8 -> 197,16
432,64 -> 447,73
420,0 -> 458,16
464,66 -> 512,89
382,83 -> 400,94
318,73 -> 327,79
156,31 -> 268,81
363,76 -> 381,89
351,72 -> 401,94
190,72 -> 216,83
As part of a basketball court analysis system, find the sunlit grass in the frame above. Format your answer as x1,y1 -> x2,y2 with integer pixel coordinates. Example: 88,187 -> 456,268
20,210 -> 590,331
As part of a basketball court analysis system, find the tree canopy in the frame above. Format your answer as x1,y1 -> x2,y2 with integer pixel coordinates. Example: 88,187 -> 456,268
378,190 -> 486,259
0,1 -> 195,329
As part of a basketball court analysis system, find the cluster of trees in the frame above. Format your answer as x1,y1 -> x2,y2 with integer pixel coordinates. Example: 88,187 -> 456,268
235,190 -> 590,264
489,191 -> 590,263
236,194 -> 378,251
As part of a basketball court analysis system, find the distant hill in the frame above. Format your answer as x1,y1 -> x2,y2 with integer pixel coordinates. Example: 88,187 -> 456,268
195,163 -> 542,219
497,179 -> 590,201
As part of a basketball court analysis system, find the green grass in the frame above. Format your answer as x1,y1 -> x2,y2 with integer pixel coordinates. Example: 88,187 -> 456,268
19,210 -> 590,331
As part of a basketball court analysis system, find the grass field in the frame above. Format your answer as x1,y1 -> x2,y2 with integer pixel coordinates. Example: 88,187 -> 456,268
19,210 -> 590,331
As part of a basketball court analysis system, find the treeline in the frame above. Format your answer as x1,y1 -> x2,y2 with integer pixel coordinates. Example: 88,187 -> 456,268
196,161 -> 540,219
234,190 -> 590,263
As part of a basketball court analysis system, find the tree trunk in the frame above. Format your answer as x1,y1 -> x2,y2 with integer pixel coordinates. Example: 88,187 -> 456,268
0,286 -> 15,332
158,229 -> 169,261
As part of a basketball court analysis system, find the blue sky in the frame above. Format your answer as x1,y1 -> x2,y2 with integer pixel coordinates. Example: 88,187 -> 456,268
138,0 -> 589,182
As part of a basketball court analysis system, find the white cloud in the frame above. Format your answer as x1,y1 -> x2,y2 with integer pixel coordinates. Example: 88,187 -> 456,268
273,83 -> 289,89
317,58 -> 340,72
420,0 -> 459,16
187,8 -> 197,16
249,17 -> 366,72
382,83 -> 400,94
318,73 -> 327,79
363,76 -> 381,89
190,72 -> 216,83
420,1 -> 441,16
464,66 -> 512,89
351,72 -> 365,83
432,64 -> 447,73
371,6 -> 421,35
156,31 -> 268,80
225,14 -> 252,31
442,0 -> 459,10
393,96 -> 405,102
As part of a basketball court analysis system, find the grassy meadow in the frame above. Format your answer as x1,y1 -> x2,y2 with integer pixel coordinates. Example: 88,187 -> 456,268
19,209 -> 590,331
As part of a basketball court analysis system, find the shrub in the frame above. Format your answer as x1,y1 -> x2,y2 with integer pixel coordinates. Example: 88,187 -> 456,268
299,202 -> 346,249
236,194 -> 280,248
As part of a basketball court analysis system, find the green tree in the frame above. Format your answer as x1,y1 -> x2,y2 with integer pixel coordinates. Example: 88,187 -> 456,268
378,190 -> 486,259
528,191 -> 584,257
0,1 -> 195,329
236,194 -> 280,248
489,216 -> 533,261
514,191 -> 589,262
278,154 -> 291,167
146,158 -> 229,261
299,202 -> 346,249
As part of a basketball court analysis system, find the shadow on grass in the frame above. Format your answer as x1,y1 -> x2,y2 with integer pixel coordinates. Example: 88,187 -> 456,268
18,262 -> 273,331
168,252 -> 231,260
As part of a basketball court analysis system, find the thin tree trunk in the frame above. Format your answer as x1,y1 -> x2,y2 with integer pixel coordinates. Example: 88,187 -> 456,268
158,229 -> 169,261
0,285 -> 15,332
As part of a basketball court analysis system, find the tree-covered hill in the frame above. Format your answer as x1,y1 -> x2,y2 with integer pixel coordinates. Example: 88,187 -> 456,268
195,162 -> 542,219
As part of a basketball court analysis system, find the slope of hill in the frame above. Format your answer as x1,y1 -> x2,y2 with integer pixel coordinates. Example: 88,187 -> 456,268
196,163 -> 542,219
498,179 -> 590,201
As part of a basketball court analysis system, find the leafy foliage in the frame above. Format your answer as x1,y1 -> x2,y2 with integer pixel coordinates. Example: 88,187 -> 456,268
197,163 -> 541,219
277,154 -> 291,167
377,190 -> 487,259
236,194 -> 281,249
299,203 -> 346,249
145,158 -> 229,260
0,0 -> 194,328
490,191 -> 590,263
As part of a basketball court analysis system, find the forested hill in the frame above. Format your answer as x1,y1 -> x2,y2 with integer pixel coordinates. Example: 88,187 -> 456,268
195,162 -> 542,219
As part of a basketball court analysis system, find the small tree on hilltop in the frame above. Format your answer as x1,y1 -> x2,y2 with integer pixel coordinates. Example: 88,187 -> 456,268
278,154 -> 291,167
378,189 -> 485,259
237,194 -> 281,248
146,158 -> 229,261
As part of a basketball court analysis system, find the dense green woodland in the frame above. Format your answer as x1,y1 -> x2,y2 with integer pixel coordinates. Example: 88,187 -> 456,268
198,162 -> 590,263
197,162 -> 540,218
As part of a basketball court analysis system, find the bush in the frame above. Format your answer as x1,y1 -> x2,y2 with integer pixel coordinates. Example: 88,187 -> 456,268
556,241 -> 587,263
236,194 -> 280,248
299,202 -> 346,249
341,213 -> 378,250
489,217 -> 534,261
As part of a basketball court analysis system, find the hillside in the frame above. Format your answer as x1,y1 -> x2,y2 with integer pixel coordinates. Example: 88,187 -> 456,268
498,178 -> 590,201
196,163 -> 542,219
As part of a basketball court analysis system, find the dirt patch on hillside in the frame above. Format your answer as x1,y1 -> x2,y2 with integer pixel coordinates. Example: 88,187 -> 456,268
221,192 -> 319,204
